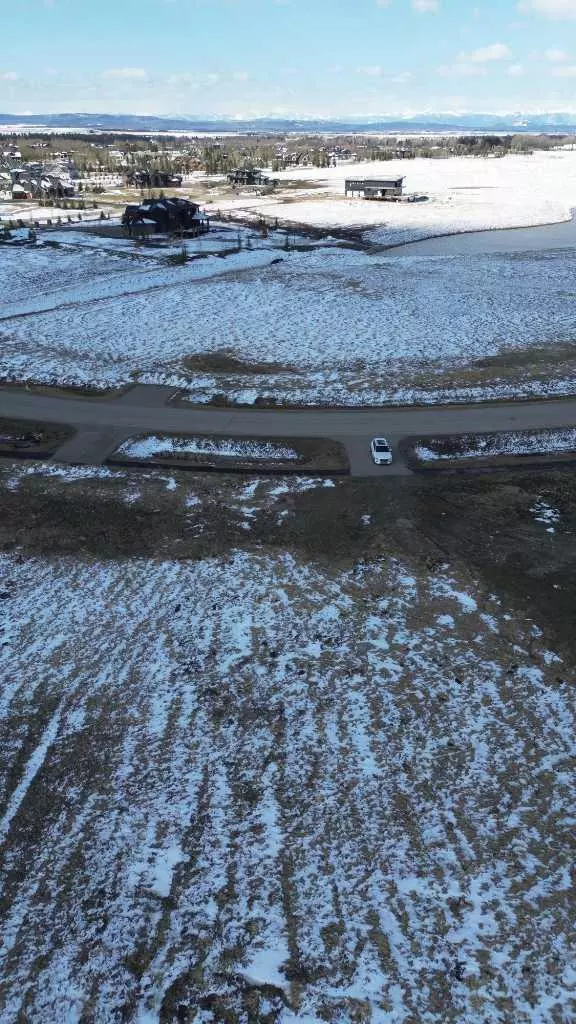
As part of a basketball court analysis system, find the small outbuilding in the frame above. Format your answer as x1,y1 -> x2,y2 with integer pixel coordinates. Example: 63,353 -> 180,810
345,177 -> 405,200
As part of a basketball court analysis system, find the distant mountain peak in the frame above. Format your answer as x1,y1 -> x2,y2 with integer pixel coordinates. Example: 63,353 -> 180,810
2,111 -> 576,134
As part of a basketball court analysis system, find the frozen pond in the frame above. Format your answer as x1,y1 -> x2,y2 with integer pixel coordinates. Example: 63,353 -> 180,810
386,211 -> 576,257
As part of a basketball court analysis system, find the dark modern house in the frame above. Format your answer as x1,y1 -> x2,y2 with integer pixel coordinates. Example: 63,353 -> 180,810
227,169 -> 270,187
126,170 -> 183,189
122,197 -> 209,236
345,177 -> 405,200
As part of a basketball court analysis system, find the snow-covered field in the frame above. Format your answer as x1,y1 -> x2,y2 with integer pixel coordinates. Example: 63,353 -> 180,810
414,428 -> 576,463
0,201 -> 117,227
213,151 -> 576,245
3,152 -> 576,405
2,235 -> 576,404
117,434 -> 300,461
1,468 -> 574,1023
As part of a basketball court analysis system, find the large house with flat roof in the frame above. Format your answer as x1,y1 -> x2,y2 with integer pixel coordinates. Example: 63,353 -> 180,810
345,176 -> 405,200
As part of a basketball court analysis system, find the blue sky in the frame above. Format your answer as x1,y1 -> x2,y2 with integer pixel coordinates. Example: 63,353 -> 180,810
3,0 -> 576,117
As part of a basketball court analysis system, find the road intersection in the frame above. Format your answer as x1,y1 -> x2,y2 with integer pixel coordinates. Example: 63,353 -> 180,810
2,384 -> 576,475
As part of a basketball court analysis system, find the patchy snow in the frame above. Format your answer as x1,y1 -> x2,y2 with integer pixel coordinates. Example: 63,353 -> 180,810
1,227 -> 33,244
37,221 -> 284,261
214,151 -> 576,243
531,500 -> 561,534
240,943 -> 291,994
0,702 -> 63,844
4,463 -> 128,490
116,434 -> 300,461
2,236 -> 576,405
0,531 -> 574,1022
414,428 -> 576,463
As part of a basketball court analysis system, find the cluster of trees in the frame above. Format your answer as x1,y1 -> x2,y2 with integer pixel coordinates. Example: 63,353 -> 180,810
362,133 -> 564,162
3,130 -> 570,188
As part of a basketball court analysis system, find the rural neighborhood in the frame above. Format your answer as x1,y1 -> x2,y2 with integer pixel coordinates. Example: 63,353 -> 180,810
1,0 -> 576,1021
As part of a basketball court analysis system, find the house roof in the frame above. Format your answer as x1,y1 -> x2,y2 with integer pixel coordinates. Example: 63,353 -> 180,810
345,177 -> 405,187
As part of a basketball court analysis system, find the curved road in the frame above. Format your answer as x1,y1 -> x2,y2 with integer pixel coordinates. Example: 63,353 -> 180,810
2,384 -> 576,476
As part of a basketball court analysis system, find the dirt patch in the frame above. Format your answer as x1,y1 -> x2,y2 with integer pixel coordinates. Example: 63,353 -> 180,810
475,340 -> 576,370
2,466 -> 576,659
0,417 -> 74,458
410,468 -> 576,662
409,342 -> 576,394
0,381 -> 130,400
182,351 -> 299,375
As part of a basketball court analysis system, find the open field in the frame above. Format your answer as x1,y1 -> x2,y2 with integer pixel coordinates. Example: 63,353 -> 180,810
3,150 -> 576,407
2,229 -> 576,406
206,151 -> 576,243
0,463 -> 575,1023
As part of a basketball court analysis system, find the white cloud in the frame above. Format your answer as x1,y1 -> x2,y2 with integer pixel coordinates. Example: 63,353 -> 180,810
438,42 -> 511,77
356,65 -> 384,77
390,71 -> 415,83
545,47 -> 568,59
438,62 -> 486,77
412,0 -> 439,10
376,0 -> 392,6
552,63 -> 576,74
508,63 -> 525,75
0,72 -> 19,81
469,42 -> 512,62
518,1 -> 576,16
102,68 -> 147,80
233,71 -> 250,82
168,73 -> 198,87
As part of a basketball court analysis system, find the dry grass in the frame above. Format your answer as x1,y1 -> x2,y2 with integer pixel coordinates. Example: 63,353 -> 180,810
0,417 -> 74,458
182,351 -> 299,376
0,466 -> 574,1022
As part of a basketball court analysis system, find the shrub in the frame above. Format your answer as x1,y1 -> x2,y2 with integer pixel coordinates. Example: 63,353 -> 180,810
166,245 -> 189,266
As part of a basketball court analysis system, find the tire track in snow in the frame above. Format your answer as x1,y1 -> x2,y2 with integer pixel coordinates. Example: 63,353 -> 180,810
0,702 -> 63,845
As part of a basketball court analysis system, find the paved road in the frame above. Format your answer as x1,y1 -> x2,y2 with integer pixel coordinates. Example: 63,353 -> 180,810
2,385 -> 576,476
